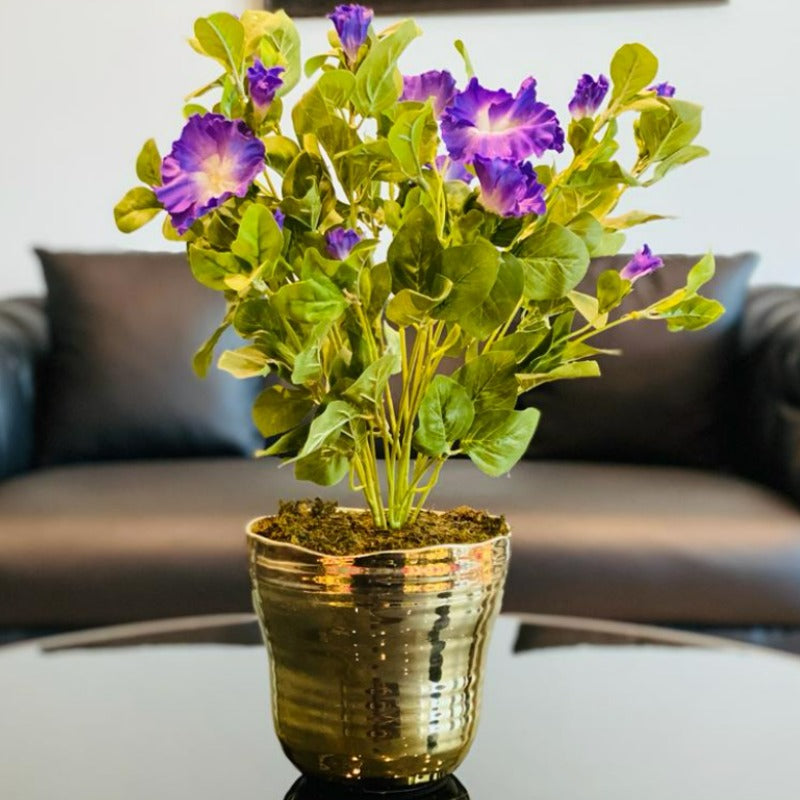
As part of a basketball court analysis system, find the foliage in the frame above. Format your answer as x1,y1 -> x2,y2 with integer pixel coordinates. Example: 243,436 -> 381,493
115,6 -> 721,530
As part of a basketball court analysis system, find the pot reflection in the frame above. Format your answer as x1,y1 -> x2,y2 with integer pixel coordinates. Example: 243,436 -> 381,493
283,774 -> 470,799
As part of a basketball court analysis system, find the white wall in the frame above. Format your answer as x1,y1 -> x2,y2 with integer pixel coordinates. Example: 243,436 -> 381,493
0,0 -> 797,297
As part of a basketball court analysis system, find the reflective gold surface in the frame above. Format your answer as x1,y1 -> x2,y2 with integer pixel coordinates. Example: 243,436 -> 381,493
247,514 -> 510,789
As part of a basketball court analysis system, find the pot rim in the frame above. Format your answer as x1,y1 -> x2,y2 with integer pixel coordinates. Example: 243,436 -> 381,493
246,506 -> 510,560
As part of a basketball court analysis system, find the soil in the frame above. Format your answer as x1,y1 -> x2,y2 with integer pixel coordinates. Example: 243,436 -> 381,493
250,499 -> 508,556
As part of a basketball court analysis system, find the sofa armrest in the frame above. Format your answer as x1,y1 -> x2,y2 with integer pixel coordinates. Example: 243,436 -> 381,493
734,286 -> 800,502
0,298 -> 48,479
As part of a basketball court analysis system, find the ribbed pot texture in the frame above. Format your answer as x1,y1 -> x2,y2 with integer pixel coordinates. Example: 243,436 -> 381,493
247,512 -> 510,789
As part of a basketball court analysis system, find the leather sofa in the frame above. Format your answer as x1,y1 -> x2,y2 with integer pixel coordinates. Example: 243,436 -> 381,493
2,250 -> 800,646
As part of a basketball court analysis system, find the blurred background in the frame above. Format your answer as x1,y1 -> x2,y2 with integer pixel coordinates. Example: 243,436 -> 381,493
0,0 -> 796,297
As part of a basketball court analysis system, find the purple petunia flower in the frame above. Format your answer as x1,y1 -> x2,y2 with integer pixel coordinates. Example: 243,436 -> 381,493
325,227 -> 361,259
441,77 -> 564,163
620,244 -> 665,281
273,208 -> 285,229
328,4 -> 373,64
400,70 -> 457,116
568,73 -> 609,119
473,155 -> 546,218
154,114 -> 265,234
246,60 -> 284,110
435,154 -> 473,183
649,82 -> 676,98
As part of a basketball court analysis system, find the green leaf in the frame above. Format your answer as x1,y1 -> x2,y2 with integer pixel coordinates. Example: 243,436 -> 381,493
217,345 -> 270,379
603,210 -> 670,231
273,274 -> 347,324
298,400 -> 358,458
252,385 -> 313,438
431,239 -> 500,322
488,330 -> 548,364
135,139 -> 161,186
259,424 -> 309,457
294,448 -> 349,486
517,224 -> 590,301
568,290 -> 607,329
636,100 -> 703,163
516,361 -> 601,391
193,321 -> 230,378
593,231 -> 627,257
162,216 -> 189,242
385,282 -> 452,327
462,408 -> 540,477
454,39 -> 475,78
231,204 -> 283,268
317,69 -> 356,107
343,352 -> 401,407
414,375 -> 475,457
113,187 -> 161,233
460,253 -> 524,339
567,117 -> 595,155
453,350 -> 518,413
188,245 -> 243,291
183,103 -> 208,118
566,212 -> 604,256
304,52 -> 331,78
387,205 -> 442,292
301,247 -> 358,290
361,261 -> 392,319
292,84 -> 338,136
388,104 -> 438,180
184,75 -> 224,101
569,161 -> 638,189
263,136 -> 300,175
596,269 -> 632,313
648,144 -> 709,184
242,9 -> 301,95
194,13 -> 244,73
292,345 -> 322,385
609,43 -> 659,105
685,252 -> 715,295
353,19 -> 421,115
233,298 -> 282,336
658,295 -> 725,331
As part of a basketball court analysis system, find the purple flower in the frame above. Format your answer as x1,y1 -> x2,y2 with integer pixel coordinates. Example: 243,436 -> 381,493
325,227 -> 361,259
273,208 -> 285,229
568,73 -> 609,119
473,155 -> 546,218
649,82 -> 676,98
246,60 -> 284,110
620,244 -> 665,281
441,77 -> 564,163
154,114 -> 265,234
328,4 -> 373,64
435,154 -> 473,183
400,70 -> 457,116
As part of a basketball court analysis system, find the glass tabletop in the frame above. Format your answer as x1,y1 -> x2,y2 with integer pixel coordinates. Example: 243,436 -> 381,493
2,613 -> 799,800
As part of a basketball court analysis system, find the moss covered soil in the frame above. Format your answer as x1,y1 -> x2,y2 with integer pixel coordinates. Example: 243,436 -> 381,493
250,499 -> 508,556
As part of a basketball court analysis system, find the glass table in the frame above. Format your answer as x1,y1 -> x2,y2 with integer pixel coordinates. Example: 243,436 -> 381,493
2,613 -> 799,799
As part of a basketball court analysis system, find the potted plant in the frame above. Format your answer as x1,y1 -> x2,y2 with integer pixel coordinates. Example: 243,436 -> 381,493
115,4 -> 721,788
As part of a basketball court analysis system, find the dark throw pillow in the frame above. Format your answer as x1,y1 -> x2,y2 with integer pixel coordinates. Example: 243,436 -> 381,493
520,252 -> 759,468
36,250 -> 263,465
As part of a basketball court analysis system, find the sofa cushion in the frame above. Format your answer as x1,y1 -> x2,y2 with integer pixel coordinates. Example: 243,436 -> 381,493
35,250 -> 263,464
522,253 -> 758,468
1,458 -> 799,628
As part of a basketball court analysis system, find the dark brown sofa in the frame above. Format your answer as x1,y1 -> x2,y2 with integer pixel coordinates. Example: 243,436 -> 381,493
2,250 -> 800,644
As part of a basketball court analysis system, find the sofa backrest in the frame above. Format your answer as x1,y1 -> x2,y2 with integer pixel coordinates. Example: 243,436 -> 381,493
2,250 -> 758,474
34,250 -> 264,466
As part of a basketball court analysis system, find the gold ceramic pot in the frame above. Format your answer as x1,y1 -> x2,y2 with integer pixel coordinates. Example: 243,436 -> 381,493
247,511 -> 510,790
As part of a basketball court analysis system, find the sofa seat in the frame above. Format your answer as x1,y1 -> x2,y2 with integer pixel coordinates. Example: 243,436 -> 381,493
2,458 -> 800,629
